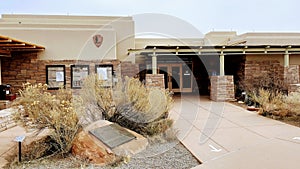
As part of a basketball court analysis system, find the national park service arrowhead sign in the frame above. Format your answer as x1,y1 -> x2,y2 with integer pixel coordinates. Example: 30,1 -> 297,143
93,34 -> 103,48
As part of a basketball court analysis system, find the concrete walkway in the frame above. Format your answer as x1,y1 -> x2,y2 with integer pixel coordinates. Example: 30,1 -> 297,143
0,95 -> 300,168
170,95 -> 300,169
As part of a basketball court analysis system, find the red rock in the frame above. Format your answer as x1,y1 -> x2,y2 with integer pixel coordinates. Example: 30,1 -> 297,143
71,130 -> 115,165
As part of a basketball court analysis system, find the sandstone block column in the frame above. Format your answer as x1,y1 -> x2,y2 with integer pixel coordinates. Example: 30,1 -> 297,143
145,74 -> 165,89
210,76 -> 235,102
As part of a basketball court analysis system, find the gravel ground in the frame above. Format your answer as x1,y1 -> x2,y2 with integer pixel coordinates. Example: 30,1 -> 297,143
8,141 -> 200,169
110,142 -> 200,169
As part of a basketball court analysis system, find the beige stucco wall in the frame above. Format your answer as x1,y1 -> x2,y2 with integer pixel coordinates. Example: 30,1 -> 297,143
204,31 -> 237,46
0,28 -> 116,60
0,14 -> 135,62
289,54 -> 300,65
135,38 -> 204,49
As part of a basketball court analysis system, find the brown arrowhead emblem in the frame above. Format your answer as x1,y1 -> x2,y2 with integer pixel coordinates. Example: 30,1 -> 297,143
93,34 -> 103,48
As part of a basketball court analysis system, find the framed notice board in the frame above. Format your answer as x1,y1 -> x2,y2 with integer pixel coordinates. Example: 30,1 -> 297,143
71,65 -> 89,89
95,65 -> 113,87
46,65 -> 66,90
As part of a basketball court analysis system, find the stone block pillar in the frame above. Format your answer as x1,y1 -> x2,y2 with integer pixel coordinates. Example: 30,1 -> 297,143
288,84 -> 300,94
120,61 -> 139,78
284,65 -> 300,85
145,74 -> 165,89
210,76 -> 235,102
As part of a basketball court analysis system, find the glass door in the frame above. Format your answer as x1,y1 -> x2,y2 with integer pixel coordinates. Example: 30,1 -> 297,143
170,64 -> 182,92
158,64 -> 183,92
182,63 -> 193,92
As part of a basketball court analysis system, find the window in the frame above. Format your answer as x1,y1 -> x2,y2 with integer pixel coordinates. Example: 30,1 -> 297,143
71,65 -> 89,89
46,65 -> 66,89
95,65 -> 113,87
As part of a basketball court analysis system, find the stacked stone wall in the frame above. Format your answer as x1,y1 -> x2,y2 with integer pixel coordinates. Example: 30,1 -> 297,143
210,76 -> 235,101
145,74 -> 165,89
120,61 -> 139,78
243,60 -> 285,90
284,65 -> 300,85
1,53 -> 135,94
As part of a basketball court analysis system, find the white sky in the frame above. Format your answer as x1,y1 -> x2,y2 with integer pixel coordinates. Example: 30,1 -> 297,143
1,0 -> 300,36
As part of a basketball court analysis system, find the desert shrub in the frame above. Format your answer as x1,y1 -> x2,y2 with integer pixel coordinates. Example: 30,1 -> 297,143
238,72 -> 287,104
77,74 -> 114,126
282,91 -> 300,116
249,88 -> 300,117
250,88 -> 284,116
13,83 -> 81,159
113,77 -> 173,122
78,75 -> 174,136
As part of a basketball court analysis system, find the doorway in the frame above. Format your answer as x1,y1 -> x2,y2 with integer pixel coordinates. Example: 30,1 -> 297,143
158,63 -> 193,93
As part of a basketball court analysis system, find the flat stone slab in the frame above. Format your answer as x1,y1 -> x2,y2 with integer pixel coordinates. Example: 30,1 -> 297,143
85,120 -> 148,156
89,123 -> 136,149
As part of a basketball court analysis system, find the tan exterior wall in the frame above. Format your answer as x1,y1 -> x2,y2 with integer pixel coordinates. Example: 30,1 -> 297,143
135,38 -> 204,49
289,54 -> 300,65
204,31 -> 237,45
0,29 -> 117,60
0,14 -> 135,62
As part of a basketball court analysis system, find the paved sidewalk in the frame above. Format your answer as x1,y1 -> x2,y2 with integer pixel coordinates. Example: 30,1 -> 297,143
1,95 -> 299,168
170,95 -> 300,169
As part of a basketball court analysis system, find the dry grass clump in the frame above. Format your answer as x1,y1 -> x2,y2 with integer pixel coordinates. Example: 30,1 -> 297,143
77,74 -> 114,126
250,88 -> 284,116
78,75 -> 174,136
113,77 -> 173,123
12,83 -> 81,159
282,91 -> 300,116
250,88 -> 300,118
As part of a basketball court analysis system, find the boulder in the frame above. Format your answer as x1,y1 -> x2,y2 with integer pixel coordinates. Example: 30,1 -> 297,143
71,130 -> 116,165
72,120 -> 149,165
21,128 -> 54,161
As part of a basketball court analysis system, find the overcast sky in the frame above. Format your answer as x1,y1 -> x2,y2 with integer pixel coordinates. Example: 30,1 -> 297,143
1,0 -> 300,36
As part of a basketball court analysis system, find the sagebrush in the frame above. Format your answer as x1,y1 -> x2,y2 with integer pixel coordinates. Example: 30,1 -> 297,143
13,83 -> 81,159
78,75 -> 174,136
250,88 -> 300,117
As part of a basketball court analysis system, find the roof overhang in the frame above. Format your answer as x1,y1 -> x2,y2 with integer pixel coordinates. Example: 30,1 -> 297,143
129,45 -> 300,56
0,35 -> 45,57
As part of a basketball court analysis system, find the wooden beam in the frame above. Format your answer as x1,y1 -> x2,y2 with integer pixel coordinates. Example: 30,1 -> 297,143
0,43 -> 26,47
0,35 -> 45,49
0,49 -> 10,55
9,48 -> 44,52
1,46 -> 36,49
0,39 -> 12,43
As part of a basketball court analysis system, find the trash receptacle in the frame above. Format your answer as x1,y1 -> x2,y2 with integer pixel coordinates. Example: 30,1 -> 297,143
0,84 -> 11,100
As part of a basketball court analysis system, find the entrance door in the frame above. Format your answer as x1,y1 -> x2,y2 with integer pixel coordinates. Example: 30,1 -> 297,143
170,64 -> 181,92
182,63 -> 193,92
158,64 -> 192,93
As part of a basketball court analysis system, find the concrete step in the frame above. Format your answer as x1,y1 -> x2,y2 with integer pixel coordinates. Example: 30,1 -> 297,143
0,109 -> 16,133
0,116 -> 17,132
